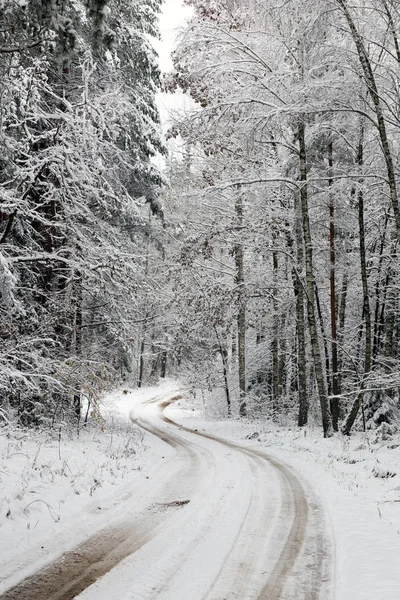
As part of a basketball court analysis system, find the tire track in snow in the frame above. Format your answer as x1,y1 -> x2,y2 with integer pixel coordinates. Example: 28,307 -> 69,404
159,407 -> 333,600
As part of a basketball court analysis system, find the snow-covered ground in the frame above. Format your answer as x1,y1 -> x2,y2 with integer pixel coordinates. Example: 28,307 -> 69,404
1,381 -> 400,599
0,383 -> 178,593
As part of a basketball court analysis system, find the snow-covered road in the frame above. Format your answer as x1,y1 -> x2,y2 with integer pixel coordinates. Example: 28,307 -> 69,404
0,390 -> 333,600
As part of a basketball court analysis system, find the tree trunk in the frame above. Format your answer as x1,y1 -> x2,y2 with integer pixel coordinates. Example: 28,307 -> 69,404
328,140 -> 340,430
293,194 -> 308,426
138,338 -> 146,388
315,282 -> 331,396
372,212 -> 390,360
272,249 -> 279,406
0,209 -> 17,244
376,270 -> 390,357
237,305 -> 246,416
235,190 -> 247,417
160,349 -> 168,379
138,208 -> 152,388
278,313 -> 287,398
342,130 -> 372,435
73,273 -> 82,421
149,341 -> 159,380
383,271 -> 396,363
231,325 -> 237,359
298,120 -> 333,437
337,270 -> 348,393
214,326 -> 231,416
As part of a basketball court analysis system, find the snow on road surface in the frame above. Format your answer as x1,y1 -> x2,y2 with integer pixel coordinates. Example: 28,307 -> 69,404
0,387 -> 333,600
3,383 -> 400,599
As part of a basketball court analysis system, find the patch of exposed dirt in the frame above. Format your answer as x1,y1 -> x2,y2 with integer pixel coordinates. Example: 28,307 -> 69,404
0,522 -> 149,600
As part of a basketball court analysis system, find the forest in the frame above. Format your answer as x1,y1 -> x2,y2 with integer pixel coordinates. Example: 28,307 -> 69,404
2,0 -> 400,438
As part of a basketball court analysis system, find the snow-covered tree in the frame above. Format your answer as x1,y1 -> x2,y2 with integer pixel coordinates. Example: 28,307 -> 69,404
0,0 -> 166,424
164,0 -> 400,435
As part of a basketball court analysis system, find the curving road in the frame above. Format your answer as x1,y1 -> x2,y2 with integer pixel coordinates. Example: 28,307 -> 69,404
0,392 -> 334,600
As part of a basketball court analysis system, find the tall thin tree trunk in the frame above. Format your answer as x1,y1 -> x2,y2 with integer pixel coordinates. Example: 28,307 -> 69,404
384,272 -> 396,362
372,212 -> 389,360
342,130 -> 372,435
235,190 -> 247,417
298,120 -> 333,437
315,282 -> 331,396
272,248 -> 279,406
376,271 -> 390,356
73,273 -> 82,421
328,140 -> 340,430
138,338 -> 146,388
293,195 -> 308,426
138,208 -> 151,388
337,270 -> 348,393
278,313 -> 287,398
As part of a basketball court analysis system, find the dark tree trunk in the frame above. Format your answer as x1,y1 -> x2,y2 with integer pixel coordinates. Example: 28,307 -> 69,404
278,313 -> 287,398
315,282 -> 331,396
0,209 -> 17,244
337,270 -> 348,394
272,249 -> 279,407
73,274 -> 83,421
138,338 -> 146,388
372,212 -> 389,360
160,350 -> 168,379
328,140 -> 340,430
342,130 -> 372,435
234,190 -> 247,417
293,195 -> 308,426
298,120 -> 333,437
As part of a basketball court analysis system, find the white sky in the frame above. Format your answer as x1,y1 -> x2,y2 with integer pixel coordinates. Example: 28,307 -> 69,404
154,0 -> 193,72
152,0 -> 195,132
150,0 -> 196,168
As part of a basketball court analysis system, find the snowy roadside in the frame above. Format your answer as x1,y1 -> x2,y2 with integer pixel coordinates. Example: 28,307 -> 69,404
165,395 -> 400,600
0,381 -> 180,593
